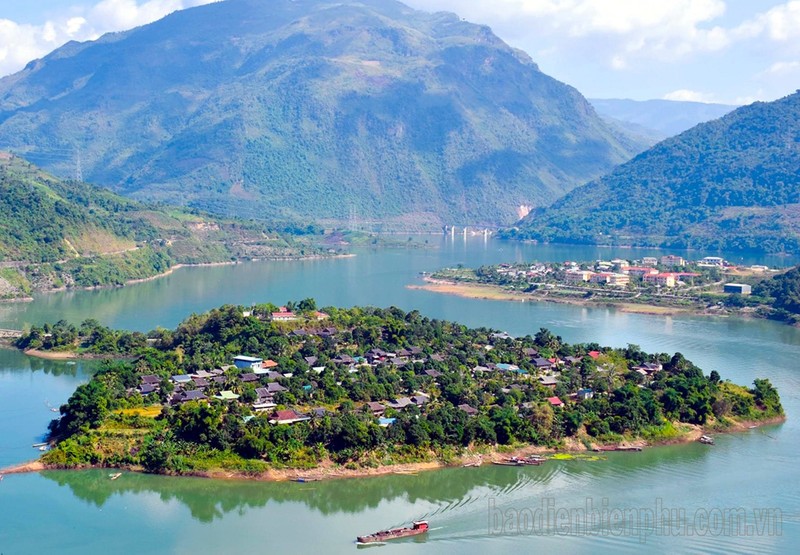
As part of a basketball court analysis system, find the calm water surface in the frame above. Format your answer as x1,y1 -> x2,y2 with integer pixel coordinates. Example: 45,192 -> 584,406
1,238 -> 798,553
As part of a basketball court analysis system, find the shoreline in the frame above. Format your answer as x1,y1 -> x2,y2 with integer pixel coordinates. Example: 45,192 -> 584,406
2,415 -> 783,482
410,279 -> 733,318
1,253 -> 356,303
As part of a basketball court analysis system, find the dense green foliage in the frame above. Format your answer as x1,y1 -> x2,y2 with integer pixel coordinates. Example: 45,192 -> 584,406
509,91 -> 800,253
752,266 -> 800,323
0,154 -> 326,298
38,302 -> 782,473
0,0 -> 643,228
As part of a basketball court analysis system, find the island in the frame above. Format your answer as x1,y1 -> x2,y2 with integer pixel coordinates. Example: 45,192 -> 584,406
11,301 -> 783,480
414,256 -> 800,324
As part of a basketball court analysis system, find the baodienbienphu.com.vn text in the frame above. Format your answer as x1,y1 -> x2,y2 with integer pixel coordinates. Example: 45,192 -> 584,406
488,497 -> 782,543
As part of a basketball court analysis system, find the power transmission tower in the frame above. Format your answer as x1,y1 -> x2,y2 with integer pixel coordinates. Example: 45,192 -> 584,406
74,148 -> 83,182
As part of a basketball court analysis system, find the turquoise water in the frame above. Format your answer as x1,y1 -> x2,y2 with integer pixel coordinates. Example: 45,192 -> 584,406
0,237 -> 798,553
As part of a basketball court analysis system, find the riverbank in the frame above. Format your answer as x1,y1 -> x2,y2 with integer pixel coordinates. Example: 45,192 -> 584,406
0,252 -> 356,303
410,279 -> 720,317
3,415 -> 783,482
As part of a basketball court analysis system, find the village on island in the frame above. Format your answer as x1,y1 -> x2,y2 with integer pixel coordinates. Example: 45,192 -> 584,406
8,299 -> 781,479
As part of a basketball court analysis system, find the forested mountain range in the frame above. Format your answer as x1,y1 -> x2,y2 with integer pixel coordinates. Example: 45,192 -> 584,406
0,153 -> 319,298
508,91 -> 800,253
0,0 -> 643,229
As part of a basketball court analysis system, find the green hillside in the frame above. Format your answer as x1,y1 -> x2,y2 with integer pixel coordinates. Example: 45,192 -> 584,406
0,0 -> 643,229
508,91 -> 800,253
0,153 -> 321,299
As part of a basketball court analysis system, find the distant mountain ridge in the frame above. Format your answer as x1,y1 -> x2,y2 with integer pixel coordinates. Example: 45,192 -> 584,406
508,91 -> 800,253
0,0 -> 643,228
589,98 -> 738,142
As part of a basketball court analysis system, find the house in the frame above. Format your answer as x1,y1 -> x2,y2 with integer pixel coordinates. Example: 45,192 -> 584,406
314,311 -> 330,320
633,362 -> 662,375
270,409 -> 310,425
173,390 -> 207,404
365,402 -> 386,417
547,396 -> 564,407
304,356 -> 319,366
591,272 -> 630,286
411,393 -> 430,406
192,377 -> 210,389
588,351 -> 602,360
496,363 -> 521,373
641,257 -> 658,266
233,355 -> 263,370
140,374 -> 161,385
624,266 -> 659,278
139,383 -> 158,395
724,283 -> 752,295
660,255 -> 686,267
378,417 -> 397,427
577,388 -> 594,400
272,308 -> 298,321
643,273 -> 676,287
538,375 -> 559,389
699,256 -> 725,267
265,382 -> 287,394
171,374 -> 193,385
387,397 -> 415,410
240,373 -> 259,383
565,269 -> 594,283
214,390 -> 240,401
522,347 -> 539,357
563,356 -> 583,366
458,404 -> 479,417
261,359 -> 279,369
424,369 -> 443,378
532,357 -> 554,371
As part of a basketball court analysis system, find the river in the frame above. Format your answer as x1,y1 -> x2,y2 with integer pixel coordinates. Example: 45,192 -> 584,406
0,237 -> 797,553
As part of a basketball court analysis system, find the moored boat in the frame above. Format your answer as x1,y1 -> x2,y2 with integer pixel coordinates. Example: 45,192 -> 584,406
699,435 -> 715,445
357,520 -> 429,544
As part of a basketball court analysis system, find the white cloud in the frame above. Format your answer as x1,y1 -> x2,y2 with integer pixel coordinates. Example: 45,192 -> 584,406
407,0 -> 731,69
765,60 -> 800,74
663,89 -> 718,103
0,0 -> 219,77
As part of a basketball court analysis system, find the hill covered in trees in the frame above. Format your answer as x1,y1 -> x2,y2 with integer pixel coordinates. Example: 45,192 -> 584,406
508,91 -> 800,253
30,303 -> 782,475
0,153 -> 322,299
0,0 -> 642,229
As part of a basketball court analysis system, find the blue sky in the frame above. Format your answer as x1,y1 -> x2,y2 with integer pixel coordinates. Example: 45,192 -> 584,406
1,0 -> 798,104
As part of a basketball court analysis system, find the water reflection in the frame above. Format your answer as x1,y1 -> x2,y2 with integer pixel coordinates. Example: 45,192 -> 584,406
40,444 -> 717,524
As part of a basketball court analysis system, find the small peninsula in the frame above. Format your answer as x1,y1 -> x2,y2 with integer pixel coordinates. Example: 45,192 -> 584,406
416,256 -> 800,324
18,302 -> 783,480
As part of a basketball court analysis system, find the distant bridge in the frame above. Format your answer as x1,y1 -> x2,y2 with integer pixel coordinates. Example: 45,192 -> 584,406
0,329 -> 23,338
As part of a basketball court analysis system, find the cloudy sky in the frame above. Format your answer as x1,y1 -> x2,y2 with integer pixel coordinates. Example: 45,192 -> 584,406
1,0 -> 798,104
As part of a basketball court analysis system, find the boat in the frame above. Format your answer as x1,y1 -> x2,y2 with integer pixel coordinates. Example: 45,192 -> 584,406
699,435 -> 715,445
492,458 -> 525,466
462,461 -> 482,467
357,520 -> 429,544
109,473 -> 122,480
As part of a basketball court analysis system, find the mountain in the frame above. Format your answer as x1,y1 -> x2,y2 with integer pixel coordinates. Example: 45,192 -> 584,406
507,91 -> 800,253
0,153 -> 319,299
0,0 -> 643,229
589,98 -> 738,142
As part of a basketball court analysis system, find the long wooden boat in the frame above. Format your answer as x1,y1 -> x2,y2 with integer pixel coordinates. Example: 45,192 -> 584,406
357,520 -> 429,544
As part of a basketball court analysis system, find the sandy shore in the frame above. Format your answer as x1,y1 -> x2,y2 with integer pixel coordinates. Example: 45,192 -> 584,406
23,349 -> 79,360
1,416 -> 783,481
410,279 -> 706,317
